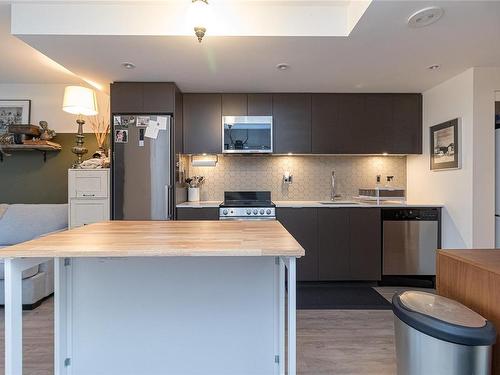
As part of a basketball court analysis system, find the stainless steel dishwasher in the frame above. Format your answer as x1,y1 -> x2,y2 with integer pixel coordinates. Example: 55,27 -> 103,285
382,208 -> 441,276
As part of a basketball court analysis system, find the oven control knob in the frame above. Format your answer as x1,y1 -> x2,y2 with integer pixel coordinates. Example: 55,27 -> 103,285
223,209 -> 228,215
246,209 -> 251,215
260,209 -> 265,215
253,209 -> 258,215
266,209 -> 271,215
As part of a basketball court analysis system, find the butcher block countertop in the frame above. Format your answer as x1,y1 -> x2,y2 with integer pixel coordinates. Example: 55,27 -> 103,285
0,220 -> 305,258
438,249 -> 500,275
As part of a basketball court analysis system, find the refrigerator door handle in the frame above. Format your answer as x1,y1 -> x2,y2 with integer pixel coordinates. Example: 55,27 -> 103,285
166,184 -> 173,220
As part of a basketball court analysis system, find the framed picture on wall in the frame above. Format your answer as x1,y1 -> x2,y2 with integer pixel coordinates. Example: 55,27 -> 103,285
0,100 -> 31,134
430,118 -> 461,171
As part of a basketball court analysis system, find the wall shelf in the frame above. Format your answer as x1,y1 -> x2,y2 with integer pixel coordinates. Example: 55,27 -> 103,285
0,143 -> 62,162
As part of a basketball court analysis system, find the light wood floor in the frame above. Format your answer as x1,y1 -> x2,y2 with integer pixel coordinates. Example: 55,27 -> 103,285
0,292 -> 399,375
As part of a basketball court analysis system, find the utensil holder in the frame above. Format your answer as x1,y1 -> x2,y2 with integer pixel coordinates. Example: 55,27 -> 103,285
188,187 -> 200,202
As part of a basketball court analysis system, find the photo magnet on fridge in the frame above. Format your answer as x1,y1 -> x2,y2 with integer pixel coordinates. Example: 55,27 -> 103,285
113,116 -> 121,126
136,116 -> 149,127
115,129 -> 128,143
120,116 -> 135,127
127,116 -> 136,126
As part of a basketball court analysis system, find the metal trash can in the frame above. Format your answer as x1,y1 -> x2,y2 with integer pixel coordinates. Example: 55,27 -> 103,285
392,291 -> 496,375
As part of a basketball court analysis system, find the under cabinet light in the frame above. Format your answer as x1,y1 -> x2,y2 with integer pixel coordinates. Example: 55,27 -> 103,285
191,154 -> 218,167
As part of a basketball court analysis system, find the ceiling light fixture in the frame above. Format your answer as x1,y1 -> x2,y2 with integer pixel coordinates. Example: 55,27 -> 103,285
276,63 -> 290,71
121,62 -> 136,69
408,6 -> 444,28
427,64 -> 440,71
190,0 -> 209,43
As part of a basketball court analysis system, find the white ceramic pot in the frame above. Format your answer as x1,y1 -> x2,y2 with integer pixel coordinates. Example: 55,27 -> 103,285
188,187 -> 200,202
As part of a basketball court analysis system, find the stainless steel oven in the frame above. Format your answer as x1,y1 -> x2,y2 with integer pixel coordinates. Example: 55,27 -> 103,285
382,208 -> 441,276
222,116 -> 273,153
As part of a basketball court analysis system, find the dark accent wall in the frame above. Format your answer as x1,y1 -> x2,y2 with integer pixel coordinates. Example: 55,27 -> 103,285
0,133 -> 99,204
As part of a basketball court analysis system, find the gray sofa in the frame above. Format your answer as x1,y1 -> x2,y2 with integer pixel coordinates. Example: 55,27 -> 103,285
0,204 -> 68,309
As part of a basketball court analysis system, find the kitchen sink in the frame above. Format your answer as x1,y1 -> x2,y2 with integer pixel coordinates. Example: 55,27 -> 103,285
318,201 -> 360,205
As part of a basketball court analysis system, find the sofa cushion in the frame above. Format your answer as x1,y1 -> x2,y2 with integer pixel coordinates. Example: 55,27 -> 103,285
0,261 -> 39,280
0,204 -> 68,246
0,247 -> 39,279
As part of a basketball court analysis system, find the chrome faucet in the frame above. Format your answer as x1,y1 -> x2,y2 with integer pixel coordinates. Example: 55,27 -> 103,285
331,171 -> 337,200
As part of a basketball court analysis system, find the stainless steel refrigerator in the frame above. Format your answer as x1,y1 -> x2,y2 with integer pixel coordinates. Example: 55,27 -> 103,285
112,114 -> 173,220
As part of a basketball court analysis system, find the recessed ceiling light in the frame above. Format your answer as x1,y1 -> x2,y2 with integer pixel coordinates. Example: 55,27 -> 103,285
408,6 -> 444,28
121,62 -> 136,69
428,64 -> 440,71
276,63 -> 290,71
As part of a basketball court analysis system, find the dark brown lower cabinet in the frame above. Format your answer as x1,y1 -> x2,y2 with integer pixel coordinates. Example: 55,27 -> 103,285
277,208 -> 318,281
349,208 -> 381,280
318,208 -> 350,280
176,208 -> 219,220
277,207 -> 382,281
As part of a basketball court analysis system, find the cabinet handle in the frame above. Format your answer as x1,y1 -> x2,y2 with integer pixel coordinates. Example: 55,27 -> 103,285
82,194 -> 95,197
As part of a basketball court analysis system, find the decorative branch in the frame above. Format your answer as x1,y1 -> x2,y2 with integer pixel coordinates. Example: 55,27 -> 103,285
87,95 -> 110,149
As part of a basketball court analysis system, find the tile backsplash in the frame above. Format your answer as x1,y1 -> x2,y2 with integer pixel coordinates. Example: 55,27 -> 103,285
183,155 -> 407,201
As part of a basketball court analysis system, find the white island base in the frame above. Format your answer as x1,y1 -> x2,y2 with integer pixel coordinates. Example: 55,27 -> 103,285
5,256 -> 296,375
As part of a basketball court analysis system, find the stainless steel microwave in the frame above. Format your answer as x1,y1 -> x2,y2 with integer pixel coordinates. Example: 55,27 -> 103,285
222,116 -> 273,153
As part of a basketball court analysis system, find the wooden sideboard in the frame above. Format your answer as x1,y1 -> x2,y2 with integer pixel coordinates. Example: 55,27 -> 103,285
437,249 -> 500,374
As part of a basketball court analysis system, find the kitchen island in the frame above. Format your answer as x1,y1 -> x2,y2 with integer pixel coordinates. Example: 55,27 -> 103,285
437,249 -> 500,374
1,221 -> 304,375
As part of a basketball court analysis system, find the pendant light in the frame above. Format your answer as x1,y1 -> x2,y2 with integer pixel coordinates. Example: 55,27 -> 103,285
190,0 -> 209,43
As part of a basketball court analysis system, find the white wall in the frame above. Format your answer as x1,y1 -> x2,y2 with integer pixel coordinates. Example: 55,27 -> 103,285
407,69 -> 474,248
0,83 -> 109,133
407,67 -> 500,249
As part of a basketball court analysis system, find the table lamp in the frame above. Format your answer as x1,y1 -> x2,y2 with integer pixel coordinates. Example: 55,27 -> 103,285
62,86 -> 98,167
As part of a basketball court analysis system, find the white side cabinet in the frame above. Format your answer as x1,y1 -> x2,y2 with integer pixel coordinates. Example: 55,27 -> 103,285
68,169 -> 110,229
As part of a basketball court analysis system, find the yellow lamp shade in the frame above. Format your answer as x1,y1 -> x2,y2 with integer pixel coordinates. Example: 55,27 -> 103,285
62,86 -> 98,116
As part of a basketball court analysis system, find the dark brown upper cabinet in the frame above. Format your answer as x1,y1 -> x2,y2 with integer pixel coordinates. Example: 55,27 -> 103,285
273,94 -> 312,154
248,94 -> 272,116
390,94 -> 422,154
183,94 -> 222,154
311,94 -> 339,154
143,83 -> 175,113
363,94 -> 393,153
111,82 -> 178,114
221,93 -> 273,116
312,94 -> 367,154
312,93 -> 422,154
110,82 -> 144,113
222,94 -> 247,115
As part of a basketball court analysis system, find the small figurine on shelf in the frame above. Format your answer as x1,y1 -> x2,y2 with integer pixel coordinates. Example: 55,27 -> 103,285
39,121 -> 56,141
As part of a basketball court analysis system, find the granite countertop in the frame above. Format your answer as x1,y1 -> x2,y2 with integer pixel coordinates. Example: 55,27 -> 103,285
177,200 -> 443,208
